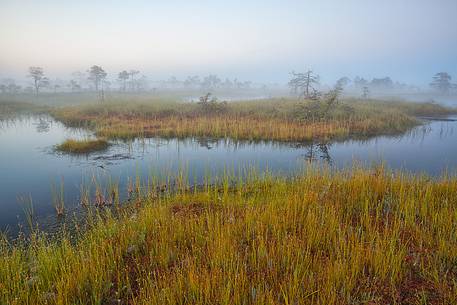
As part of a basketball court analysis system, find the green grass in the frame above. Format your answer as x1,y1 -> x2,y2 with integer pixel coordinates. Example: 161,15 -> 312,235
56,138 -> 109,154
1,166 -> 457,304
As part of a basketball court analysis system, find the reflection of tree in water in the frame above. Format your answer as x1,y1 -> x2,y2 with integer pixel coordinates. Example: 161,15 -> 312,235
303,142 -> 332,165
196,137 -> 220,150
34,118 -> 50,133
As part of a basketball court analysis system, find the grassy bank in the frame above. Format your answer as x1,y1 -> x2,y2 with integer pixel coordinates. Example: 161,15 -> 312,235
51,98 -> 455,142
56,138 -> 109,154
0,100 -> 46,121
1,166 -> 457,304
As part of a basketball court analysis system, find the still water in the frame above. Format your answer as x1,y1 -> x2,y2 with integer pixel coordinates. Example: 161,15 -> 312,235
0,115 -> 456,233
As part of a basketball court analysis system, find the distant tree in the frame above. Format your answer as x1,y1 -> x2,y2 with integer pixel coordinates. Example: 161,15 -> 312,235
129,70 -> 140,91
1,79 -> 22,95
69,80 -> 81,92
370,77 -> 393,89
353,76 -> 368,88
28,67 -> 49,95
288,70 -> 320,99
71,71 -> 84,91
88,65 -> 107,92
87,65 -> 107,101
166,76 -> 179,89
430,72 -> 452,94
335,77 -> 351,91
136,75 -> 148,91
184,75 -> 201,88
202,75 -> 221,90
118,70 -> 129,91
362,86 -> 370,98
52,78 -> 65,94
222,78 -> 233,89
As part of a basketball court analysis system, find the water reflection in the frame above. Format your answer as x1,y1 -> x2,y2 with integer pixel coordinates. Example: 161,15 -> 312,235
33,118 -> 51,133
1,115 -> 457,234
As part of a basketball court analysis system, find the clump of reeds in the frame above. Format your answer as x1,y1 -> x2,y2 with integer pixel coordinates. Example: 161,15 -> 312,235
56,138 -> 109,154
51,177 -> 65,216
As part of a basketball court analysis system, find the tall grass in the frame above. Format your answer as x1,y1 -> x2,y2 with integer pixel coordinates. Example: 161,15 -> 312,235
51,98 -> 456,142
1,166 -> 457,304
51,177 -> 65,216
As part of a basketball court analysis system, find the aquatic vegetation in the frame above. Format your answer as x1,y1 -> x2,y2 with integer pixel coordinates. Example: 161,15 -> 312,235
51,177 -> 65,216
51,98 -> 456,142
56,138 -> 109,154
1,166 -> 457,304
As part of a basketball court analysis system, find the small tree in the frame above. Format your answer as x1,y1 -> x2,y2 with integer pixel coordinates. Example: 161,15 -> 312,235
430,72 -> 452,94
288,70 -> 320,99
197,93 -> 227,115
28,67 -> 48,95
88,65 -> 107,101
71,71 -> 84,91
118,70 -> 129,92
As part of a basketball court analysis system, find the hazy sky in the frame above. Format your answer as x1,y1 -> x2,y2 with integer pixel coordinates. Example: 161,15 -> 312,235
1,0 -> 456,85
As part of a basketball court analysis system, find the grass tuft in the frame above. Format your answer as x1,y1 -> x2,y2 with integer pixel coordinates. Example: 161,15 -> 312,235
56,138 -> 109,154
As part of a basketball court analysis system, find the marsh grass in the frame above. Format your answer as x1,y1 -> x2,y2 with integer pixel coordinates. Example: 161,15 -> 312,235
56,138 -> 109,154
1,166 -> 457,304
17,194 -> 35,231
51,98 -> 456,142
51,177 -> 65,216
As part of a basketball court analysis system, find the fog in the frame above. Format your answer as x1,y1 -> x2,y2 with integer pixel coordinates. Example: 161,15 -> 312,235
1,0 -> 457,87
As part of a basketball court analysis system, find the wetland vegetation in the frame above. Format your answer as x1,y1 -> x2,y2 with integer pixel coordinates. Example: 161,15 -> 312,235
51,97 -> 455,142
2,166 -> 457,304
2,1 -> 457,303
56,138 -> 110,154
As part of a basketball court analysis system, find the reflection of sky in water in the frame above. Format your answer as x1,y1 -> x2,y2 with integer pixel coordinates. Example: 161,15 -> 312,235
0,115 -> 456,233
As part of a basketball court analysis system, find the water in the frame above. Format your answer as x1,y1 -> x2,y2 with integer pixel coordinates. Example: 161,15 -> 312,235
0,115 -> 456,234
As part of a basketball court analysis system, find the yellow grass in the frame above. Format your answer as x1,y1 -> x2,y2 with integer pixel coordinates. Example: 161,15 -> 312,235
50,98 -> 455,142
1,166 -> 457,304
56,138 -> 109,154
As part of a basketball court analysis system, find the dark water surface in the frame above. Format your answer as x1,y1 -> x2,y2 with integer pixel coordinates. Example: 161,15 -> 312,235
1,115 -> 456,233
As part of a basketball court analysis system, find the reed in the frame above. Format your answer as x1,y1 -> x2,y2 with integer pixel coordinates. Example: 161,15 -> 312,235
51,177 -> 65,216
1,166 -> 457,304
17,194 -> 35,231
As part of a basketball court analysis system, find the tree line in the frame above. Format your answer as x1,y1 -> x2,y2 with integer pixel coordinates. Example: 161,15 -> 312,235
288,70 -> 457,100
0,66 -> 256,98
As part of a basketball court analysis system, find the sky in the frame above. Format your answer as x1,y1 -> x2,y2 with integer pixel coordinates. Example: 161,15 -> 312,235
0,0 -> 456,85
